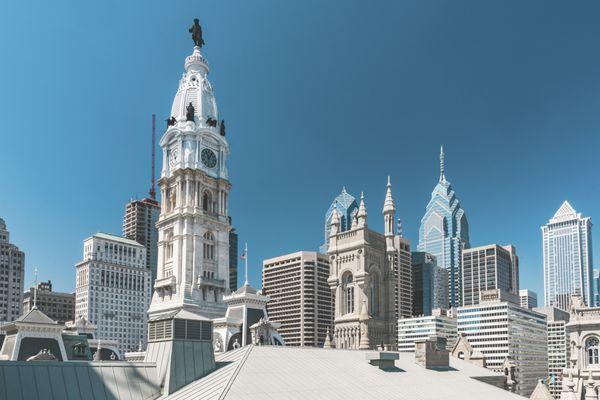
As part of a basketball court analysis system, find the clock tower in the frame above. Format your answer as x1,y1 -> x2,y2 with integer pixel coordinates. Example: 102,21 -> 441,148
148,29 -> 231,320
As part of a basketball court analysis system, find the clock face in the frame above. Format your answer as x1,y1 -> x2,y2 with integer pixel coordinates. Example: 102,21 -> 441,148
201,148 -> 217,169
168,147 -> 179,168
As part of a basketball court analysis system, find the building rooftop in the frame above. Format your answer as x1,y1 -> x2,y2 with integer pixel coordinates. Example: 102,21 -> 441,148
166,345 -> 522,400
89,232 -> 143,247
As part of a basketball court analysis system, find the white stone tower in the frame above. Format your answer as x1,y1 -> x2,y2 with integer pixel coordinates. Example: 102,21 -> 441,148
148,39 -> 231,320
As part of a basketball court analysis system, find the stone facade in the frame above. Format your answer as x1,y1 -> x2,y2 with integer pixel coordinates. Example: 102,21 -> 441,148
327,178 -> 410,350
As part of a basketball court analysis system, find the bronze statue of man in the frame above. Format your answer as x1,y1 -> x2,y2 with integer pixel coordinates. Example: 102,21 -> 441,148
189,18 -> 205,48
186,102 -> 195,121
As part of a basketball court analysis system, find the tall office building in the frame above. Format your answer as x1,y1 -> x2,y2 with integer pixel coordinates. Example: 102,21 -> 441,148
75,233 -> 150,353
229,225 -> 238,292
461,244 -> 519,306
397,308 -> 457,352
411,252 -> 448,316
457,289 -> 548,397
148,37 -> 233,321
0,218 -> 24,322
262,251 -> 332,347
542,201 -> 593,310
320,187 -> 359,253
123,197 -> 160,282
417,147 -> 470,307
519,289 -> 538,309
22,280 -> 75,323
533,306 -> 570,399
594,269 -> 600,307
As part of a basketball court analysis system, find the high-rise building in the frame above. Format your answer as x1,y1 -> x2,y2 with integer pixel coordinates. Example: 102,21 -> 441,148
411,252 -> 448,316
320,187 -> 358,253
519,289 -> 538,309
533,306 -> 570,399
262,251 -> 332,347
327,178 -> 410,350
397,308 -> 457,352
0,218 -> 24,322
417,147 -> 470,307
22,280 -> 75,323
457,289 -> 548,397
461,244 -> 519,306
594,269 -> 600,307
123,197 -> 160,282
148,38 -> 233,321
229,225 -> 238,292
542,201 -> 593,310
75,233 -> 150,353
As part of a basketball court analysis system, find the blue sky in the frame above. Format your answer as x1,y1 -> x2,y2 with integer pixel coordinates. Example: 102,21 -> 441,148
1,1 -> 600,301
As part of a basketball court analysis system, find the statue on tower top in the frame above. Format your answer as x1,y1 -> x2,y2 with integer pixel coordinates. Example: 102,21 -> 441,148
189,18 -> 205,48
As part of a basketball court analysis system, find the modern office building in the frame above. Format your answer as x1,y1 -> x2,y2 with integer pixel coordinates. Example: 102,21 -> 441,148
320,187 -> 359,253
123,197 -> 160,283
593,269 -> 600,307
417,147 -> 470,307
75,233 -> 150,353
229,225 -> 238,292
461,244 -> 519,306
411,252 -> 448,316
397,308 -> 457,352
519,289 -> 538,309
327,178 -> 411,349
22,280 -> 75,323
262,251 -> 332,347
457,289 -> 548,397
0,218 -> 24,322
542,201 -> 593,310
534,306 -> 570,399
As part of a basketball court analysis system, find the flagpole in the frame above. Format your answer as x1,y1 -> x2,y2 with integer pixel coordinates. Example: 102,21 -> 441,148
244,242 -> 248,285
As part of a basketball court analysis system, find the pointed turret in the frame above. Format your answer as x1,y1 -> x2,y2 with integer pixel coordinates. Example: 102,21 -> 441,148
330,209 -> 340,236
324,328 -> 333,349
357,192 -> 367,227
439,145 -> 446,182
383,176 -> 395,237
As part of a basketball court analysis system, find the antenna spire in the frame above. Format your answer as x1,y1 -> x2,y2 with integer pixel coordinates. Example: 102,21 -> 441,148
439,145 -> 446,182
149,114 -> 157,199
244,243 -> 249,285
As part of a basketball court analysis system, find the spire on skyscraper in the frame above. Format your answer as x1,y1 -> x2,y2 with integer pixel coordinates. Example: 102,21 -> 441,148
383,176 -> 395,214
439,145 -> 446,182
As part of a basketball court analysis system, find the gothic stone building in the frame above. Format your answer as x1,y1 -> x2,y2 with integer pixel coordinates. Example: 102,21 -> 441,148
327,178 -> 411,350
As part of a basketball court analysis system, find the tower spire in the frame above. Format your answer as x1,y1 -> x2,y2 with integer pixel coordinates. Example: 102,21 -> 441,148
149,114 -> 156,199
439,145 -> 446,182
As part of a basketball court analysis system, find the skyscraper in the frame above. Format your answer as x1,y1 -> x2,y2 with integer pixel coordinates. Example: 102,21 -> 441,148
229,225 -> 238,292
594,269 -> 600,307
519,289 -> 538,309
22,280 -> 75,323
75,233 -> 150,353
320,187 -> 358,253
262,251 -> 332,347
123,197 -> 160,283
411,251 -> 448,316
417,147 -> 470,307
542,201 -> 593,310
461,244 -> 519,306
0,218 -> 24,322
148,36 -> 232,320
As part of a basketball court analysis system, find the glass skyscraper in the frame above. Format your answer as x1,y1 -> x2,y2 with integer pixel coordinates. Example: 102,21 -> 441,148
417,147 -> 470,307
320,187 -> 358,253
542,201 -> 593,310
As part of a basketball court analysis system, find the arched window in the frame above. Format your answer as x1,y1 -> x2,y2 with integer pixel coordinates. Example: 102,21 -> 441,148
587,337 -> 599,365
165,230 -> 174,260
342,272 -> 354,315
369,271 -> 380,316
203,231 -> 215,260
203,191 -> 213,213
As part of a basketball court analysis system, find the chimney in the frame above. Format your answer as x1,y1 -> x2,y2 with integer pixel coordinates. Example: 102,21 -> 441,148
415,336 -> 449,370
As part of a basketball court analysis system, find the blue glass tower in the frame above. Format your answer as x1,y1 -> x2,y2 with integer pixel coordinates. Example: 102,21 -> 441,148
320,187 -> 359,253
417,147 -> 470,307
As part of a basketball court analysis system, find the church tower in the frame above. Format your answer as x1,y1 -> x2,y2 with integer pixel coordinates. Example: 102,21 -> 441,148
148,22 -> 231,320
327,179 -> 400,350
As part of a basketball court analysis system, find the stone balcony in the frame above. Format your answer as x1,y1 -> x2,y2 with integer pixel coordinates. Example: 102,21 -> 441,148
197,276 -> 226,289
154,275 -> 176,289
